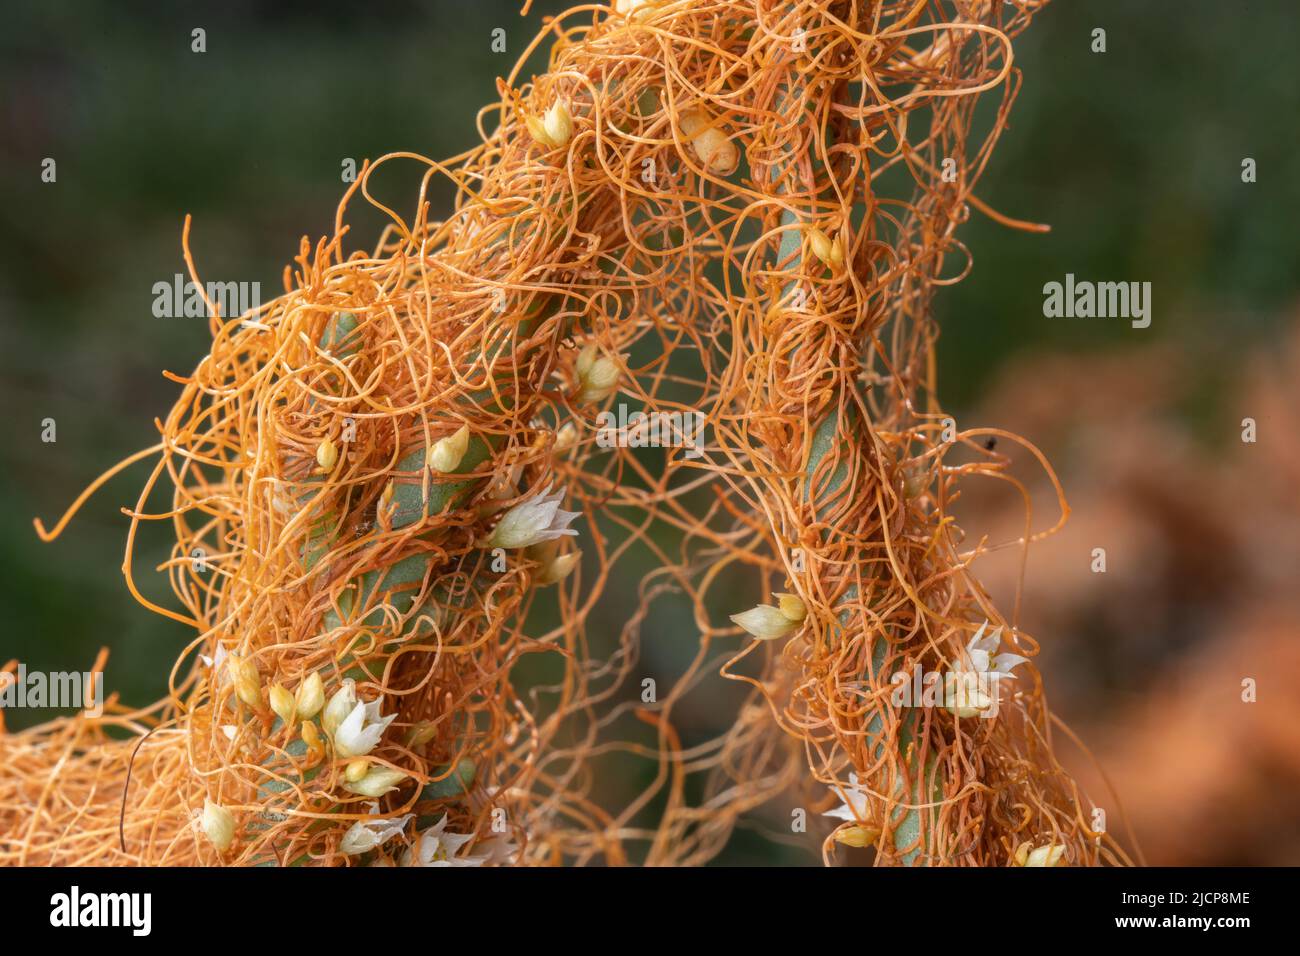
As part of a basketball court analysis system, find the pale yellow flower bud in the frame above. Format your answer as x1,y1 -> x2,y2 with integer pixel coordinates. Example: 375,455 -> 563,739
344,766 -> 407,798
428,424 -> 470,473
537,549 -> 581,586
268,683 -> 296,727
295,672 -> 325,720
227,654 -> 261,709
553,422 -> 577,454
775,592 -> 806,623
406,721 -> 438,748
345,759 -> 371,783
316,437 -> 339,471
301,720 -> 323,754
575,345 -> 621,404
730,605 -> 798,641
679,109 -> 738,175
201,799 -> 236,852
575,342 -> 598,379
903,467 -> 929,498
378,480 -> 396,526
807,226 -> 843,269
543,100 -> 573,147
833,823 -> 880,848
525,113 -> 551,148
615,0 -> 654,16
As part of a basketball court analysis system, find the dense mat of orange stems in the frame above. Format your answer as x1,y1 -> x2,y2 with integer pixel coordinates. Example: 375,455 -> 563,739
4,0 -> 1132,866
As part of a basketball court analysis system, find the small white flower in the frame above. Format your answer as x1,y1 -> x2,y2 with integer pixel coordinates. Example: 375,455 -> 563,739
964,620 -> 1031,677
487,483 -> 580,550
823,772 -> 872,823
333,697 -> 398,759
944,621 -> 1030,718
200,644 -> 228,674
400,815 -> 481,867
322,679 -> 358,739
943,670 -> 993,718
339,804 -> 413,856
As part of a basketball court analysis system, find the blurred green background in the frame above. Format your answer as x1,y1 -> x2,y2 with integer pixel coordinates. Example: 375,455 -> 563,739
2,1 -> 1297,864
